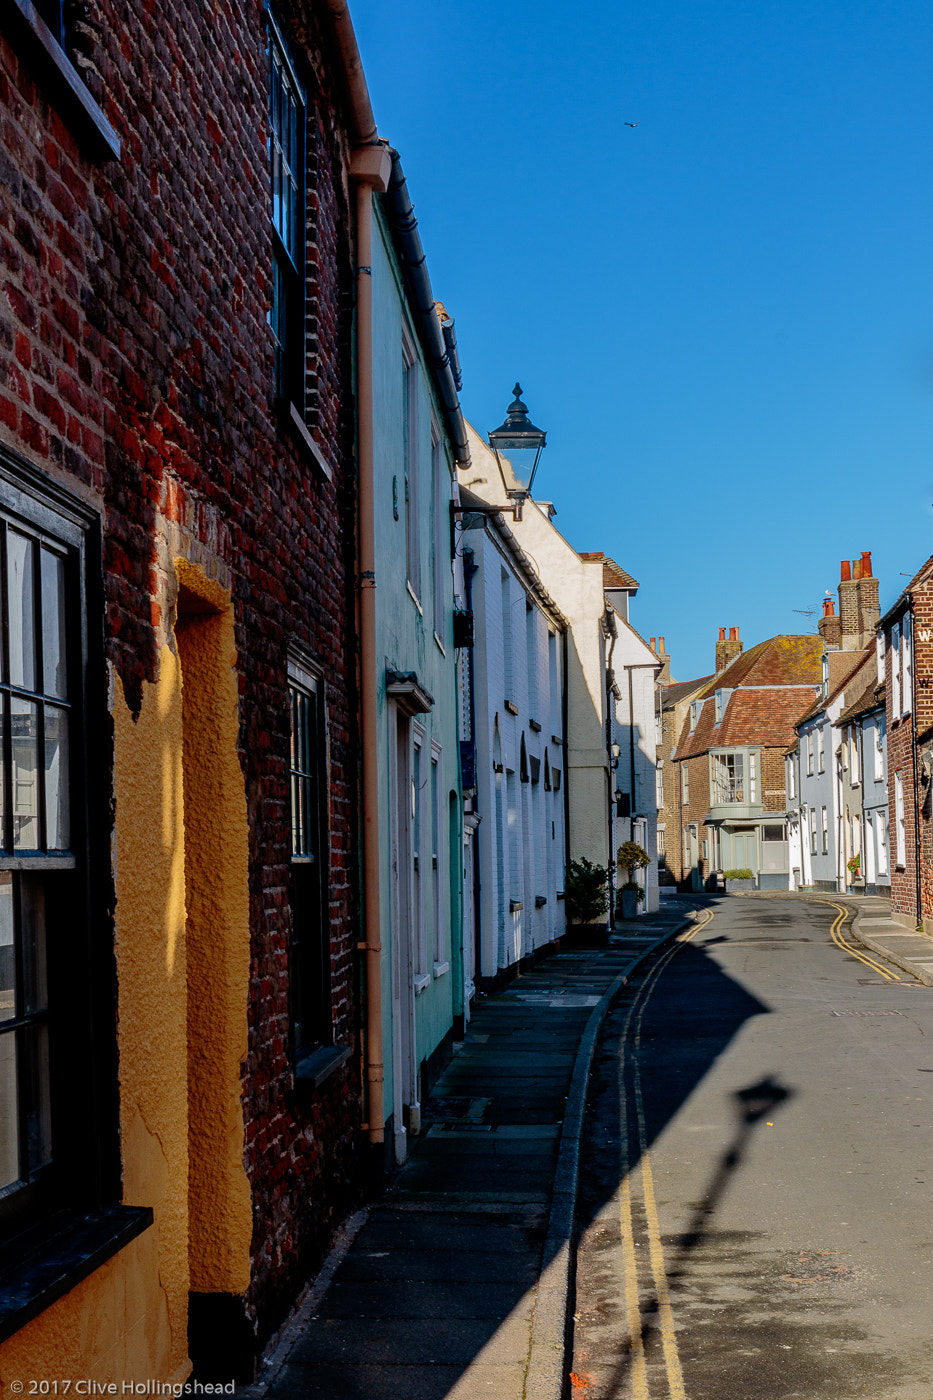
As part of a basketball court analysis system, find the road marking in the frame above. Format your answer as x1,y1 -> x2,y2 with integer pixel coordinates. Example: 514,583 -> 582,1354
613,909 -> 711,1396
824,901 -> 900,980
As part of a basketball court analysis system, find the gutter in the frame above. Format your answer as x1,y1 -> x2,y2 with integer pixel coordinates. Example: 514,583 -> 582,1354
381,151 -> 471,468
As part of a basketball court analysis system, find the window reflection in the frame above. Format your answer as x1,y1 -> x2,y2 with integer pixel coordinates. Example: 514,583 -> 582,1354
44,707 -> 69,849
8,531 -> 36,691
40,549 -> 67,700
0,1034 -> 18,1189
12,698 -> 38,849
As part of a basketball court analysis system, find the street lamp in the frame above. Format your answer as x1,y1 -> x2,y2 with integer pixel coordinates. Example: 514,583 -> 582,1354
488,384 -> 546,521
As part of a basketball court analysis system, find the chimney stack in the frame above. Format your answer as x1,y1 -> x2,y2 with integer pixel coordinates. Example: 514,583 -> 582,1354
838,552 -> 880,651
818,596 -> 841,649
716,625 -> 743,673
653,635 -> 672,685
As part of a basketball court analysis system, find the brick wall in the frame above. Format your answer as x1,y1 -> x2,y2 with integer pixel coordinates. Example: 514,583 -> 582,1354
0,0 -> 362,1356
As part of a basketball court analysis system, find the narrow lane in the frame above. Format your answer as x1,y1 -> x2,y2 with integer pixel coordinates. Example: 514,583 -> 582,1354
572,895 -> 933,1400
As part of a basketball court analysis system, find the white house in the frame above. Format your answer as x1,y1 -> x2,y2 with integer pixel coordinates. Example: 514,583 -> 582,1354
458,488 -> 568,982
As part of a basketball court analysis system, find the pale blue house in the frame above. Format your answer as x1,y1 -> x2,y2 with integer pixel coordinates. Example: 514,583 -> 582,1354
361,147 -> 470,1167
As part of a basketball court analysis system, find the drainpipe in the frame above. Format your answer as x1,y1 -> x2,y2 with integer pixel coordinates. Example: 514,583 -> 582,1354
350,143 -> 393,1148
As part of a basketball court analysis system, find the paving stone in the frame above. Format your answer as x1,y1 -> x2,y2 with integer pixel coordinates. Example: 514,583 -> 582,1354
287,1314 -> 532,1366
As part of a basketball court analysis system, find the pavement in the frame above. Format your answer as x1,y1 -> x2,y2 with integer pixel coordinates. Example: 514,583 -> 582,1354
242,901 -> 696,1400
844,892 -> 933,986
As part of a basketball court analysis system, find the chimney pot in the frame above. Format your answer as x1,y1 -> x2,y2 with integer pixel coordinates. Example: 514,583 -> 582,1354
861,550 -> 872,577
729,626 -> 739,641
823,598 -> 835,616
718,627 -> 726,641
659,636 -> 665,653
841,560 -> 851,582
853,559 -> 862,580
649,636 -> 655,650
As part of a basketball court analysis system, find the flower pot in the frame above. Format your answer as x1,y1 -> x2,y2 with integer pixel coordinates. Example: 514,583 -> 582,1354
620,889 -> 639,920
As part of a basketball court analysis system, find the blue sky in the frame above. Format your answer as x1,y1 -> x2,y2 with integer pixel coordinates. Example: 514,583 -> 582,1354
353,1 -> 933,681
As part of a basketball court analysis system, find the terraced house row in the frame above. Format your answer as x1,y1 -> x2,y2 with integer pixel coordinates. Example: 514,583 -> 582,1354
0,0 -> 663,1383
658,549 -> 933,935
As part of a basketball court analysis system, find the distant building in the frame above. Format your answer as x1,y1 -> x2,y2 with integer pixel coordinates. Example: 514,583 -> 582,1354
673,633 -> 822,890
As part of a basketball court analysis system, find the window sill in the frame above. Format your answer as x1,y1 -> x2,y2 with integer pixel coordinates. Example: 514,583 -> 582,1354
433,632 -> 446,657
529,719 -> 542,732
294,1044 -> 353,1090
432,960 -> 449,979
0,1204 -> 152,1344
288,403 -> 334,483
504,700 -> 519,716
4,0 -> 121,161
407,583 -> 424,615
414,974 -> 431,995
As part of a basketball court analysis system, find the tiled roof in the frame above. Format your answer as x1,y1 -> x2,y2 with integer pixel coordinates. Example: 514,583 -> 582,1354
836,654 -> 884,725
676,685 -> 819,758
579,551 -> 639,591
661,675 -> 715,709
794,650 -> 872,730
696,634 -> 823,694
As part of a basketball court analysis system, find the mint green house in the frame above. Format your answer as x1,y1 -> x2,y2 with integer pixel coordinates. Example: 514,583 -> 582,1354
363,149 -> 469,1167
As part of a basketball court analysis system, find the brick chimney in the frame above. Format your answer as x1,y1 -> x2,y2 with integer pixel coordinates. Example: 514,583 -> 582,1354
654,635 -> 671,686
838,552 -> 880,650
716,625 -> 743,673
818,596 -> 841,648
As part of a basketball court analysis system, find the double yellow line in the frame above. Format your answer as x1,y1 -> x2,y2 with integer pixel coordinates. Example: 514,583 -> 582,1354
617,908 -> 713,1398
821,900 -> 900,981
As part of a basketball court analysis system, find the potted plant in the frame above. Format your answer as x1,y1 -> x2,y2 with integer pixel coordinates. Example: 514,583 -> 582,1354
617,841 -> 650,919
564,857 -> 610,942
723,867 -> 755,892
847,853 -> 863,884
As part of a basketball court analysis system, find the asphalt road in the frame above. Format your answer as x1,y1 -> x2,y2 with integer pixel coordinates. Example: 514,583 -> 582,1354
572,895 -> 933,1400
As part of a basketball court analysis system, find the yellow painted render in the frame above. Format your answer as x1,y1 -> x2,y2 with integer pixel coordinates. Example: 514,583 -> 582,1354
174,558 -> 252,1295
0,651 -> 189,1384
0,555 -> 252,1382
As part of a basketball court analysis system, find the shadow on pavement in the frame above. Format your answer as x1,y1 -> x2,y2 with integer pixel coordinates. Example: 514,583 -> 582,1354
263,916 -> 775,1400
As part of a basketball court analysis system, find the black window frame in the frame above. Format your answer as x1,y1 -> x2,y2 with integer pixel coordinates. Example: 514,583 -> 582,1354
267,11 -> 307,415
0,450 -> 146,1338
287,656 -> 334,1076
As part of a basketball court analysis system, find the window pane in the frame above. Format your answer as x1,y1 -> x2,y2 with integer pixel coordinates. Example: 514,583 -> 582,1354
24,1023 -> 51,1172
21,875 -> 47,1016
12,698 -> 39,849
44,705 -> 69,849
40,548 -> 67,699
8,530 -> 36,692
0,876 -> 13,1025
0,1031 -> 18,1189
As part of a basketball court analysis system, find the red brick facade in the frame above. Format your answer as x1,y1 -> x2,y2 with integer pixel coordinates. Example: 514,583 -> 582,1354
1,0 -> 362,1365
885,559 -> 933,929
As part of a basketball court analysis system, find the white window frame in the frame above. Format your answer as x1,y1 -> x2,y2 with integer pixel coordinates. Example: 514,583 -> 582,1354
411,724 -> 427,979
807,731 -> 814,776
892,622 -> 901,717
656,763 -> 664,809
902,612 -> 912,717
402,326 -> 420,602
874,715 -> 885,783
817,728 -> 825,774
876,810 -> 888,876
431,425 -> 446,644
895,771 -> 906,868
681,764 -> 690,803
821,805 -> 828,855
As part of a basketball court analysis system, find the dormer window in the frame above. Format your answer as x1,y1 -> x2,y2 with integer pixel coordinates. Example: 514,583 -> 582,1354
689,701 -> 700,732
714,690 -> 723,723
